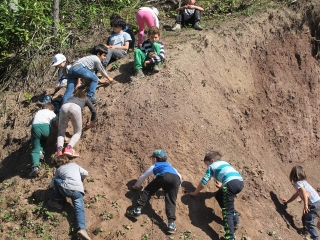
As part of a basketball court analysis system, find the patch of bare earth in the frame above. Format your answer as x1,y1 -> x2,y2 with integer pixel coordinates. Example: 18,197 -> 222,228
1,0 -> 320,239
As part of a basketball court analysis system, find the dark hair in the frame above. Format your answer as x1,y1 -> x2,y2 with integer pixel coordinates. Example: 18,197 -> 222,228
110,13 -> 122,27
204,151 -> 222,162
289,165 -> 306,183
52,155 -> 69,167
155,156 -> 167,162
91,44 -> 108,55
73,89 -> 86,99
111,18 -> 127,30
148,26 -> 160,36
43,103 -> 54,111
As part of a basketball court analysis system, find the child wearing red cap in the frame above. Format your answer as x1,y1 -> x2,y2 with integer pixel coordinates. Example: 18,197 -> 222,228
126,149 -> 181,234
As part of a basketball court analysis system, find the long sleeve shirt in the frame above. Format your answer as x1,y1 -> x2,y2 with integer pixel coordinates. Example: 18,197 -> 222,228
135,162 -> 182,188
52,163 -> 88,194
65,96 -> 97,122
141,39 -> 165,64
201,160 -> 243,187
75,55 -> 108,77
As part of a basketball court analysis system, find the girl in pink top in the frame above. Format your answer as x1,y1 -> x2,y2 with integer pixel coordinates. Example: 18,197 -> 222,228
136,7 -> 159,46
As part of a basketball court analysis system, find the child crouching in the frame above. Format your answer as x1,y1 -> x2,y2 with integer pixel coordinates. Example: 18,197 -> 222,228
48,156 -> 91,240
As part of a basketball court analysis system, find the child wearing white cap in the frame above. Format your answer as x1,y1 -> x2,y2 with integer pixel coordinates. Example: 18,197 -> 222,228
126,149 -> 181,234
52,54 -> 81,92
136,6 -> 159,46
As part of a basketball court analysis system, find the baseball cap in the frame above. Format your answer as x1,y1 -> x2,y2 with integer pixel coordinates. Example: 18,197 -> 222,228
52,54 -> 66,66
151,7 -> 159,17
151,149 -> 167,158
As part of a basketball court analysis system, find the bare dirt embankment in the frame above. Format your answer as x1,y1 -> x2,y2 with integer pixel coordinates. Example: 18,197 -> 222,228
1,0 -> 320,239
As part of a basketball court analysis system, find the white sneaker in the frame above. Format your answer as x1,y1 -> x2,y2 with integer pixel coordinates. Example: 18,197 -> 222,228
172,23 -> 181,31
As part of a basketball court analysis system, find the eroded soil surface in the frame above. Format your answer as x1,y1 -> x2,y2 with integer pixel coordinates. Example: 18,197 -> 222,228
1,0 -> 320,239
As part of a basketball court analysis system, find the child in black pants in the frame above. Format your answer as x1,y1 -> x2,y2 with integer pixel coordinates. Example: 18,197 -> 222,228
172,0 -> 204,31
126,149 -> 182,234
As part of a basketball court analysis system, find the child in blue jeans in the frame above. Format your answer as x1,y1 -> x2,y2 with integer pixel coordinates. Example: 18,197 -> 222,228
29,103 -> 57,177
126,149 -> 181,234
48,155 -> 91,240
190,151 -> 244,240
282,166 -> 320,240
62,44 -> 114,104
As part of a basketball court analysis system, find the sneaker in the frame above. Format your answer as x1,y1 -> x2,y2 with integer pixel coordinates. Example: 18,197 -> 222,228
135,69 -> 145,79
167,222 -> 177,234
77,229 -> 92,240
194,22 -> 203,31
125,208 -> 141,219
234,213 -> 241,229
47,200 -> 63,210
172,23 -> 181,31
39,151 -> 44,160
63,148 -> 80,157
29,167 -> 40,177
89,97 -> 100,103
153,65 -> 160,73
55,151 -> 63,157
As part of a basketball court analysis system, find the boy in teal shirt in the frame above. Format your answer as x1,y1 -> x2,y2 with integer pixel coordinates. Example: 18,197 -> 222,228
190,151 -> 244,240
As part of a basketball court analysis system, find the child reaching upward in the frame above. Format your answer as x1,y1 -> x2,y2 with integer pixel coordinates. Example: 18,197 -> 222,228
190,151 -> 243,240
126,149 -> 181,234
29,103 -> 57,177
133,26 -> 165,79
282,166 -> 320,240
62,44 -> 114,104
56,89 -> 97,157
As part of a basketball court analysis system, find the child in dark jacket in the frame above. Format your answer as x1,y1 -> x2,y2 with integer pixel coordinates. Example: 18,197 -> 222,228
133,26 -> 165,79
126,149 -> 181,234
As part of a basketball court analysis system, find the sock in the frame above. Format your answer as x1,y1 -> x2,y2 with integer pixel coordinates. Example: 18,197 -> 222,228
66,145 -> 72,149
57,146 -> 63,152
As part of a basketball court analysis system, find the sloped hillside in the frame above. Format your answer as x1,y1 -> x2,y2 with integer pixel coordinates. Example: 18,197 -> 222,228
0,0 -> 320,239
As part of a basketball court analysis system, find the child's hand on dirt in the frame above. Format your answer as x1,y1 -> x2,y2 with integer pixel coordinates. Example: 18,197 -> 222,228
303,205 -> 310,214
189,192 -> 198,197
84,121 -> 94,130
132,185 -> 139,190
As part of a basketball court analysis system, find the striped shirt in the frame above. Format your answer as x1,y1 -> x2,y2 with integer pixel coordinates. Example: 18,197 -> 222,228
141,39 -> 165,64
201,160 -> 243,186
75,55 -> 108,77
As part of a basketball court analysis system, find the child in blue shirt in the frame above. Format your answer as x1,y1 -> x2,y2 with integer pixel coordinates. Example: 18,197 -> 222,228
190,151 -> 244,240
126,149 -> 181,234
102,18 -> 132,67
282,166 -> 320,240
109,13 -> 135,50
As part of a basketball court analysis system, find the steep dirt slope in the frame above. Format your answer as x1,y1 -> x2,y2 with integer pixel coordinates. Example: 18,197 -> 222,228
1,0 -> 320,239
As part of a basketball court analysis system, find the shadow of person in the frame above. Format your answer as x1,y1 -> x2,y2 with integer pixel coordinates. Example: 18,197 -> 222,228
270,191 -> 300,232
181,181 -> 222,239
114,61 -> 135,84
124,179 -> 171,235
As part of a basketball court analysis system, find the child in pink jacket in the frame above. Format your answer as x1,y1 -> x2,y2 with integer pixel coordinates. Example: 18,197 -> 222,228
136,7 -> 159,46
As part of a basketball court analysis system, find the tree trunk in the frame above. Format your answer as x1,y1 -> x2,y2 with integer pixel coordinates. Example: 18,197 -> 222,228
53,0 -> 59,35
